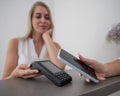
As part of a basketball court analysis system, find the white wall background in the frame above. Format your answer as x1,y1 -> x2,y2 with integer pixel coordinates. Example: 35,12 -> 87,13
54,0 -> 120,61
0,0 -> 120,79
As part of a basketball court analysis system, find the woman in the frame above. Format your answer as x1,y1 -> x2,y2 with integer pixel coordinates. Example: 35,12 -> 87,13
2,1 -> 65,79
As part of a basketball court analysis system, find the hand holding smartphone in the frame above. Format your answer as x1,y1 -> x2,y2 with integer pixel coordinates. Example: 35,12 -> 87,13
57,49 -> 99,83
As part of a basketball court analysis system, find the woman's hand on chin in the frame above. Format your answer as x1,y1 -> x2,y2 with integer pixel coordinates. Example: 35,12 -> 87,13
42,28 -> 53,38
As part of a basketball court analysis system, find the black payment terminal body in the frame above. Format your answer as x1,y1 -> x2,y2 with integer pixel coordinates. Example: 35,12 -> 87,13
30,60 -> 72,87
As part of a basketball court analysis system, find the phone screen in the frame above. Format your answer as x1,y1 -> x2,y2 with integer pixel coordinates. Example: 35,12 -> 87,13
58,49 -> 98,82
40,61 -> 61,73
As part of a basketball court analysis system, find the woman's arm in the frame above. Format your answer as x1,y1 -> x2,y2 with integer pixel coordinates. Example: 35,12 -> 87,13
42,30 -> 65,70
2,38 -> 18,79
2,38 -> 39,79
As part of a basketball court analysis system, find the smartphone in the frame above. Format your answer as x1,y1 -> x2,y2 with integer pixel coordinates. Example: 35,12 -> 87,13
57,49 -> 99,83
30,60 -> 72,87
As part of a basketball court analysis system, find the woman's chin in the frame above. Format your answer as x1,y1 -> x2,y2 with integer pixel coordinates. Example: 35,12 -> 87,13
39,29 -> 47,32
37,30 -> 46,34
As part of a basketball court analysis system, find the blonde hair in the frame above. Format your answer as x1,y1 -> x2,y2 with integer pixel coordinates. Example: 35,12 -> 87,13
21,1 -> 54,40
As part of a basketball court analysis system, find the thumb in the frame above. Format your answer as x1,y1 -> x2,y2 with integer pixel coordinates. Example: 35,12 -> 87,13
78,54 -> 94,66
78,54 -> 87,63
19,64 -> 30,69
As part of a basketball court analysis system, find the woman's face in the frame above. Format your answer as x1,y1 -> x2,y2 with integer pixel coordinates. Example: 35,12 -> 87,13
32,5 -> 51,34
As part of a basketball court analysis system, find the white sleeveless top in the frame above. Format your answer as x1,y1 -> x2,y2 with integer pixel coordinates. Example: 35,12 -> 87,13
18,38 -> 49,65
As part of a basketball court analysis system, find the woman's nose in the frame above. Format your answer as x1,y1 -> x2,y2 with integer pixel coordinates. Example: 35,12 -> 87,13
40,16 -> 46,23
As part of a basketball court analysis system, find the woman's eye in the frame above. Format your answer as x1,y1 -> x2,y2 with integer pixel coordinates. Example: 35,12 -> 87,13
34,14 -> 50,20
45,15 -> 50,20
35,16 -> 41,19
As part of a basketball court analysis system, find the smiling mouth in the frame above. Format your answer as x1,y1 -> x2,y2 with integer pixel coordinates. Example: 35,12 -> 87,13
39,25 -> 47,27
40,26 -> 47,29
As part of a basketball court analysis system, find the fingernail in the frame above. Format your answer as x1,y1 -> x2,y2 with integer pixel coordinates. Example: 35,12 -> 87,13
86,78 -> 90,82
100,77 -> 106,80
35,70 -> 39,73
27,64 -> 30,67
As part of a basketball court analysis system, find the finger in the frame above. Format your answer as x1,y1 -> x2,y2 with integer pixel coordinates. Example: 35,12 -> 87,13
19,64 -> 30,69
85,78 -> 90,82
78,73 -> 90,82
78,54 -> 96,67
81,75 -> 90,82
20,69 -> 39,76
78,54 -> 88,62
97,76 -> 106,80
25,69 -> 39,75
78,73 -> 82,77
22,74 -> 40,79
78,73 -> 86,78
78,54 -> 89,64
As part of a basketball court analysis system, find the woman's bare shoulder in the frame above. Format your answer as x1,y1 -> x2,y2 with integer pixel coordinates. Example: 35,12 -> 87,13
7,38 -> 19,49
